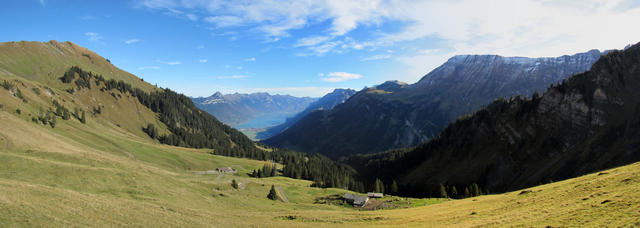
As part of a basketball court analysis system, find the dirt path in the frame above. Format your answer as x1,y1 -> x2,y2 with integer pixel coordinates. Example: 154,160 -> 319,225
275,186 -> 289,203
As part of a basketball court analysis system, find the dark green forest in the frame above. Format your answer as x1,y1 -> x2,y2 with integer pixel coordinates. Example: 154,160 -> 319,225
59,66 -> 368,193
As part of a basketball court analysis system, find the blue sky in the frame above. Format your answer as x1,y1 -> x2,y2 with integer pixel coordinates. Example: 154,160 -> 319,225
1,0 -> 639,97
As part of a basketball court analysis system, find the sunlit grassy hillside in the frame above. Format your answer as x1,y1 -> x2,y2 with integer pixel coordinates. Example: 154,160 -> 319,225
0,41 -> 638,227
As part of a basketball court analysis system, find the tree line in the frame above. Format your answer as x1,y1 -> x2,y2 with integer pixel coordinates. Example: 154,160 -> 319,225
60,66 -> 367,193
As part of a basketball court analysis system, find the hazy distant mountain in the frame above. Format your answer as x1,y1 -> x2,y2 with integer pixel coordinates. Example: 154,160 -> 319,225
346,43 -> 640,196
265,49 -> 605,159
192,92 -> 317,128
256,88 -> 356,139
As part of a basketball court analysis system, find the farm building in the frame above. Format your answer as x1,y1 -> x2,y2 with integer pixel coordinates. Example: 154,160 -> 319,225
216,167 -> 235,173
343,193 -> 369,207
367,192 -> 383,198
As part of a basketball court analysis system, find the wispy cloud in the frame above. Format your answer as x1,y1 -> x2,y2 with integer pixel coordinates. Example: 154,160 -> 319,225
294,36 -> 331,47
156,60 -> 181,65
197,45 -> 205,49
361,54 -> 391,61
199,59 -> 208,63
217,75 -> 248,79
321,72 -> 362,82
244,57 -> 256,62
38,0 -> 45,7
204,16 -> 244,27
185,13 -> 198,21
138,66 -> 160,70
124,39 -> 141,44
84,32 -> 102,42
136,0 -> 640,81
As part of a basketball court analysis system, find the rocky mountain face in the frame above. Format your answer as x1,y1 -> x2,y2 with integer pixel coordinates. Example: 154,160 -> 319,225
265,50 -> 605,159
192,92 -> 317,127
345,43 -> 640,196
256,88 -> 356,139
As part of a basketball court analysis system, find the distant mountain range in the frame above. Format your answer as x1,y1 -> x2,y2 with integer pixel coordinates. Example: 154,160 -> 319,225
191,92 -> 317,128
345,43 -> 640,196
264,49 -> 606,159
256,88 -> 356,139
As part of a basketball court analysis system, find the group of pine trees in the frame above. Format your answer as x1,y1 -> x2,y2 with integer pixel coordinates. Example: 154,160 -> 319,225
251,163 -> 277,178
60,66 -> 254,152
55,66 -> 494,199
438,183 -> 484,199
1,80 -> 27,103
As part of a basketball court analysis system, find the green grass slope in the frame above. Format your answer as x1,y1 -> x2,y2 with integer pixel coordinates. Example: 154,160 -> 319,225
0,41 -> 155,92
0,104 -> 638,227
0,41 -> 637,227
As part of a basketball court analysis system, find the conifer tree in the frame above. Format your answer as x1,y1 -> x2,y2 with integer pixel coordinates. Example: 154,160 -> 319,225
439,183 -> 448,198
471,183 -> 482,196
267,185 -> 278,200
374,178 -> 385,193
464,186 -> 471,198
80,110 -> 86,123
50,115 -> 57,128
450,186 -> 458,199
231,179 -> 238,189
390,180 -> 399,194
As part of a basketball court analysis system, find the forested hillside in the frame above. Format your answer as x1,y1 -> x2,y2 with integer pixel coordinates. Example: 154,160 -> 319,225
344,43 -> 640,197
266,50 -> 605,159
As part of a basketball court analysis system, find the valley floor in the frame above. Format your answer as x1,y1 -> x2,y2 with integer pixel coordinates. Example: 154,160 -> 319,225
0,110 -> 639,227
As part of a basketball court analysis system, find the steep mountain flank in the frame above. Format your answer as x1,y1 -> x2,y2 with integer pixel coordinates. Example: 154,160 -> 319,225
256,88 -> 356,139
345,43 -> 640,196
0,41 -> 258,153
266,50 -> 605,159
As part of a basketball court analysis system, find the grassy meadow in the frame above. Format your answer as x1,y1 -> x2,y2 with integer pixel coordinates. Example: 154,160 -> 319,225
0,41 -> 638,227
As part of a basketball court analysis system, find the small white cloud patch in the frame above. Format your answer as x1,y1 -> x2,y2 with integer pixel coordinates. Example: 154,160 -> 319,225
125,39 -> 141,44
156,60 -> 181,65
244,57 -> 256,62
84,32 -> 102,42
199,59 -> 208,63
361,54 -> 391,61
321,72 -> 362,82
217,75 -> 248,79
138,66 -> 160,70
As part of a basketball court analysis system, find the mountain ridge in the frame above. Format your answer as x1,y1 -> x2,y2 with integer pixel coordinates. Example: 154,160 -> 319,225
265,49 -> 606,159
344,42 -> 640,196
256,88 -> 356,139
192,91 -> 317,128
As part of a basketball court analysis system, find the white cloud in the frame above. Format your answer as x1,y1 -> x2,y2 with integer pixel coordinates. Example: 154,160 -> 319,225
244,57 -> 256,62
138,66 -> 160,70
199,59 -> 208,63
321,72 -> 362,82
156,60 -> 181,65
204,15 -> 244,27
294,36 -> 331,47
197,45 -> 205,49
39,0 -> 45,6
84,32 -> 102,42
124,39 -> 141,44
217,75 -> 248,79
138,0 -> 640,75
185,13 -> 198,21
361,54 -> 391,61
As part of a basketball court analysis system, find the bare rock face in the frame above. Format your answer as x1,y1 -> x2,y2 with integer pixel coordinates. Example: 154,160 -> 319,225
266,49 -> 605,159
